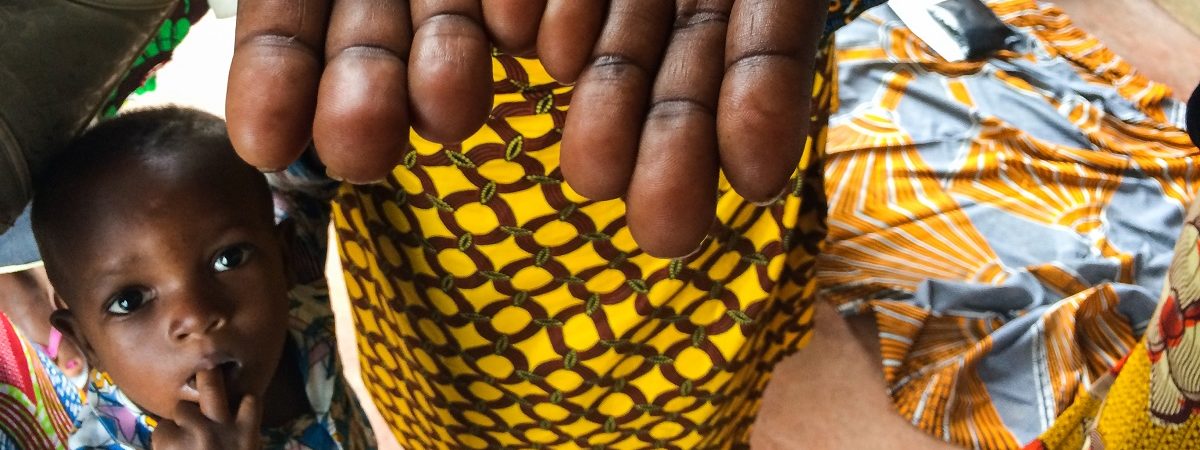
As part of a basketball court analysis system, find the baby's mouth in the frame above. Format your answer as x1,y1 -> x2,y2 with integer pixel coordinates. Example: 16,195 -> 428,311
185,360 -> 242,391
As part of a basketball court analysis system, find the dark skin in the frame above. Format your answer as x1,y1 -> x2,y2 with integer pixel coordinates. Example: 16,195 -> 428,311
38,149 -> 308,449
226,0 -> 827,257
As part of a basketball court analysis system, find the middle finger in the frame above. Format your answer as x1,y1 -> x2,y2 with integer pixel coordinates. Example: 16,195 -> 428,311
315,0 -> 412,183
626,0 -> 731,257
408,0 -> 494,143
559,0 -> 675,201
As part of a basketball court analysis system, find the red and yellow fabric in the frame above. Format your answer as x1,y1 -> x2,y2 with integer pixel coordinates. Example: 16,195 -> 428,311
0,313 -> 74,449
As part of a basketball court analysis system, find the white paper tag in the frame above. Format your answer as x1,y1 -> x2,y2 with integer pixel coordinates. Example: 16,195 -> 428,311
889,0 -> 969,62
209,0 -> 238,19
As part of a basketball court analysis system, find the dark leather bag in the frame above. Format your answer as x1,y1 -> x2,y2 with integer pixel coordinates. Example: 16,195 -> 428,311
0,0 -> 180,233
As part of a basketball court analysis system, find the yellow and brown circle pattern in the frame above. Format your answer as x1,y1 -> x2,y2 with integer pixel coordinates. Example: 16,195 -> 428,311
331,46 -> 837,449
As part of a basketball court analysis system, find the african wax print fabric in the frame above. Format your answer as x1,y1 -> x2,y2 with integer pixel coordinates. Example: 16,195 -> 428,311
1029,201 -> 1200,449
330,1 -> 886,447
0,312 -> 76,450
822,1 -> 1199,448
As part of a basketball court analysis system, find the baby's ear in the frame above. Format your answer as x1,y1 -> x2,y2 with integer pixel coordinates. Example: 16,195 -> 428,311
48,304 -> 99,369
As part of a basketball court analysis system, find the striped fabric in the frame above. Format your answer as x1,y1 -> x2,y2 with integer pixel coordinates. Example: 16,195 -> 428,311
0,313 -> 74,449
1029,199 -> 1200,449
821,1 -> 1198,447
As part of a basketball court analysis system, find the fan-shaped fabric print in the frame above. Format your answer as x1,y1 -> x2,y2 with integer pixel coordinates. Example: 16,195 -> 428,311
944,118 -> 1125,235
823,145 -> 1008,306
825,0 -> 1200,448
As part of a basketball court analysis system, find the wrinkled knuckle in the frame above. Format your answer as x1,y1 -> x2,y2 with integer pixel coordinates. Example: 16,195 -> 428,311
588,53 -> 652,81
327,44 -> 408,64
674,7 -> 730,30
419,11 -> 485,32
237,33 -> 321,59
727,51 -> 799,71
648,98 -> 715,120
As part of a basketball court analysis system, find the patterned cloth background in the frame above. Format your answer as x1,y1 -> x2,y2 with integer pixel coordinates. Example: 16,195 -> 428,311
820,1 -> 1199,447
0,313 -> 76,450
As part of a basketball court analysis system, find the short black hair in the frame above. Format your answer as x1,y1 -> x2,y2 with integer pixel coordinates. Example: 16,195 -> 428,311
30,107 -> 273,282
32,106 -> 251,194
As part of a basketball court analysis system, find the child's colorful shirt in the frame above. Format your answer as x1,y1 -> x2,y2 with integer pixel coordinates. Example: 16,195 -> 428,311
0,312 -> 78,450
67,282 -> 376,450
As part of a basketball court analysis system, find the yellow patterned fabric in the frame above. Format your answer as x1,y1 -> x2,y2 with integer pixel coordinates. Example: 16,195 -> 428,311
330,33 -> 849,450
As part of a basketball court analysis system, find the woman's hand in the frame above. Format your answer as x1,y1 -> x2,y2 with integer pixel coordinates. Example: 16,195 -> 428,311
226,0 -> 828,257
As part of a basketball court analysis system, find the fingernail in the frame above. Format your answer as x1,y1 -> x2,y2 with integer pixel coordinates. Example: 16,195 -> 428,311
752,183 -> 793,207
257,166 -> 288,174
325,169 -> 347,183
681,237 -> 711,260
326,169 -> 388,185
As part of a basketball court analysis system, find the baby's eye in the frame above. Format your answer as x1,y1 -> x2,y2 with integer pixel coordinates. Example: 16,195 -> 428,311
213,244 -> 253,273
106,288 -> 153,315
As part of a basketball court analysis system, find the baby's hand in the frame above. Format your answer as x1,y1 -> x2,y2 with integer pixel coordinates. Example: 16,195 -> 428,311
151,369 -> 263,450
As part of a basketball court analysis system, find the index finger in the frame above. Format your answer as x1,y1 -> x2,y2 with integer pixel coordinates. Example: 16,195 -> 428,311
196,368 -> 232,423
227,0 -> 331,172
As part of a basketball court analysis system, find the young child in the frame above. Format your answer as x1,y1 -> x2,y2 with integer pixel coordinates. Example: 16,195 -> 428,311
29,107 -> 375,450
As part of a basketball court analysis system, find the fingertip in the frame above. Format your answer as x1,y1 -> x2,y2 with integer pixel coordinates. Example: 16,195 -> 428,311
408,14 -> 494,144
314,49 -> 409,184
235,394 -> 264,429
557,66 -> 650,201
226,134 -> 308,175
537,0 -> 608,84
234,396 -> 264,447
226,46 -> 321,172
716,65 -> 811,204
724,162 -> 798,204
627,205 -> 715,259
482,0 -> 546,57
559,127 -> 629,201
625,115 -> 721,258
238,394 -> 262,416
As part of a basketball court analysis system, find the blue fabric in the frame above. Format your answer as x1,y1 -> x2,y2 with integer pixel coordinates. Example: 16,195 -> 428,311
0,204 -> 39,270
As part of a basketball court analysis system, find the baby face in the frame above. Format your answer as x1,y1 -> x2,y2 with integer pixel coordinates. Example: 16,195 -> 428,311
46,164 -> 291,420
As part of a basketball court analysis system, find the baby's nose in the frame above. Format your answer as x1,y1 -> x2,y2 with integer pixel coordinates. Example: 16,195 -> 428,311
167,294 -> 228,341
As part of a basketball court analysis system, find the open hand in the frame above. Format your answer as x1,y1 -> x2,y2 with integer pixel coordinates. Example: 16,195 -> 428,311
550,0 -> 829,257
151,369 -> 262,450
226,0 -> 828,257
